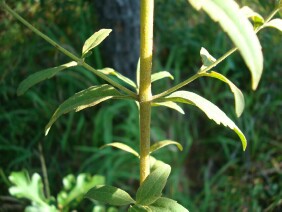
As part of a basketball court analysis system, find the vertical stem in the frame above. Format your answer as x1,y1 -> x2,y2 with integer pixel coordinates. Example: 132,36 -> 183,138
139,0 -> 154,184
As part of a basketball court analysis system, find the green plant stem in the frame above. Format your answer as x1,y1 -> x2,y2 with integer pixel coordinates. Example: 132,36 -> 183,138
38,142 -> 50,199
1,1 -> 137,100
139,0 -> 154,184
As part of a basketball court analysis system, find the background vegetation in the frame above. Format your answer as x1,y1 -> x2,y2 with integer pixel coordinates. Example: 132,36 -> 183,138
0,0 -> 281,211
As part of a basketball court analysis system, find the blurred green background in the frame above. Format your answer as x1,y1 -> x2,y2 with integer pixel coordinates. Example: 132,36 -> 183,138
0,0 -> 281,211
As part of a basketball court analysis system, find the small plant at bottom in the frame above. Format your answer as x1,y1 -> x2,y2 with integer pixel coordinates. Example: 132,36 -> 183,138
1,0 -> 282,211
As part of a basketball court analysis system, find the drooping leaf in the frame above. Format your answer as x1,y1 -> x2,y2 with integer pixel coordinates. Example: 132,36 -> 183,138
150,140 -> 183,154
152,101 -> 185,114
199,47 -> 216,71
188,0 -> 263,90
57,174 -> 105,209
100,142 -> 140,158
17,61 -> 77,96
264,19 -> 282,32
85,185 -> 135,206
8,171 -> 56,211
200,71 -> 245,117
82,29 -> 112,58
165,91 -> 247,150
136,164 -> 171,205
148,197 -> 189,212
151,71 -> 174,83
98,67 -> 137,88
240,6 -> 264,27
45,84 -> 125,135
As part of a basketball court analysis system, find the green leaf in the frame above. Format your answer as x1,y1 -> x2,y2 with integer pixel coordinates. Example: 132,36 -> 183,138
151,71 -> 174,83
240,6 -> 264,27
150,157 -> 167,173
100,142 -> 140,158
148,197 -> 189,212
152,101 -> 185,114
45,84 -> 124,135
58,174 -> 105,209
98,67 -> 137,88
136,164 -> 171,205
199,47 -> 216,71
200,71 -> 245,117
264,19 -> 282,32
128,205 -> 148,212
188,0 -> 263,90
150,140 -> 183,154
8,171 -> 56,211
165,91 -> 247,150
17,61 -> 77,96
85,185 -> 135,206
82,29 -> 112,58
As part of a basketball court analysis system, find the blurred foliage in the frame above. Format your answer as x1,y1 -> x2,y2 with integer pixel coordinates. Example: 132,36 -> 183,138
0,0 -> 281,211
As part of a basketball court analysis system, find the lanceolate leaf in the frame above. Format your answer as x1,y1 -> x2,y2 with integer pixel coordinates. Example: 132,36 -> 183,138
165,91 -> 247,150
149,197 -> 189,212
152,101 -> 185,114
188,0 -> 263,90
17,61 -> 77,96
151,71 -> 174,83
98,67 -> 137,88
45,84 -> 125,135
136,164 -> 171,205
85,185 -> 135,206
200,71 -> 245,117
264,19 -> 282,32
100,142 -> 140,158
82,29 -> 112,58
150,140 -> 183,154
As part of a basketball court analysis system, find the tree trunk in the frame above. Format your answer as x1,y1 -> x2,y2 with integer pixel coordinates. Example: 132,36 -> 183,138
93,0 -> 140,79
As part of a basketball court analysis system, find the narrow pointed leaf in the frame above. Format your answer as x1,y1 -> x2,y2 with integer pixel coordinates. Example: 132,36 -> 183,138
165,91 -> 247,150
264,19 -> 282,32
85,185 -> 135,206
17,61 -> 77,96
188,0 -> 263,90
151,71 -> 174,83
240,6 -> 264,26
98,67 -> 137,88
200,71 -> 245,117
150,140 -> 183,154
152,101 -> 185,114
100,142 -> 140,158
200,47 -> 216,71
45,84 -> 124,135
82,29 -> 112,58
149,197 -> 189,212
136,164 -> 171,205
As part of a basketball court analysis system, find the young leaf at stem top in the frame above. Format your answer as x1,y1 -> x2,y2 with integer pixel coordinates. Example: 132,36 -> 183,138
82,29 -> 112,58
17,61 -> 77,96
45,84 -> 127,135
164,91 -> 247,150
188,0 -> 263,90
85,185 -> 135,206
136,164 -> 171,206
